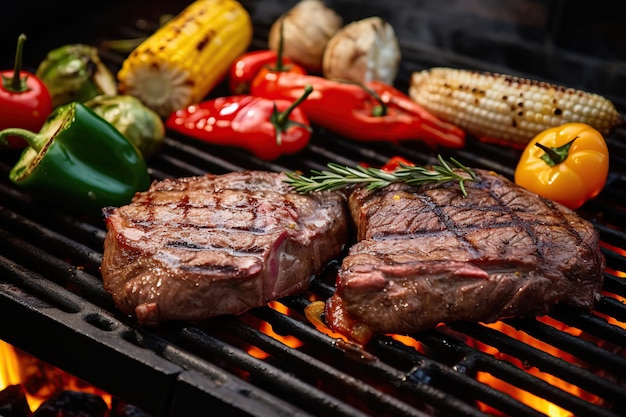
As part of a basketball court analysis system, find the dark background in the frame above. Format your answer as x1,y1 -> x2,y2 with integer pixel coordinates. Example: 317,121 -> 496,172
2,0 -> 625,110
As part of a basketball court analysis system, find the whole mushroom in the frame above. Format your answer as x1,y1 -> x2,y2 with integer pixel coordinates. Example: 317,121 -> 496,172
323,16 -> 401,85
268,0 -> 342,73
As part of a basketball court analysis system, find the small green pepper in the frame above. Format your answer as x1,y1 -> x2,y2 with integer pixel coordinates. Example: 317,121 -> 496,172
84,94 -> 165,159
0,102 -> 150,216
36,44 -> 117,108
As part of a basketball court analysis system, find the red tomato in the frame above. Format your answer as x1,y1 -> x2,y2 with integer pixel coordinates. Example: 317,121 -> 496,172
0,35 -> 53,149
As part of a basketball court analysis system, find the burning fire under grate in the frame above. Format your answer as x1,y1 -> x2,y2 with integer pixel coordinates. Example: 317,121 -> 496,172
1,1 -> 626,416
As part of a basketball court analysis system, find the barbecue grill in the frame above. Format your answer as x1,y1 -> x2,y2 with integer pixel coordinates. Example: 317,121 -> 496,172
1,1 -> 625,416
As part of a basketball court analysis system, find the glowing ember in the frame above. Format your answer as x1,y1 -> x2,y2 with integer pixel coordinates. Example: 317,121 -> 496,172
474,320 -> 602,417
247,301 -> 304,359
0,341 -> 21,388
389,334 -> 424,353
0,340 -> 111,412
475,372 -> 575,417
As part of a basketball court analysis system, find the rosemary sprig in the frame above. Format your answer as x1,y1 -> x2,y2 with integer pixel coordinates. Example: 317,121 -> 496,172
284,155 -> 478,196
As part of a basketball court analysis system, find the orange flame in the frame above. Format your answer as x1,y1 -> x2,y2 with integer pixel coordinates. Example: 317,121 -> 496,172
247,301 -> 304,359
389,334 -> 425,353
0,340 -> 111,411
473,319 -> 603,417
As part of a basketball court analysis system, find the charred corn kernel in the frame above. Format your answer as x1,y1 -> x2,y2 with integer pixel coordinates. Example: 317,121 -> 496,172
117,0 -> 253,117
409,67 -> 623,148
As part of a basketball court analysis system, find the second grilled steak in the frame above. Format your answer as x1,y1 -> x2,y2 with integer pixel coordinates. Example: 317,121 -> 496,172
325,169 -> 605,344
101,171 -> 348,326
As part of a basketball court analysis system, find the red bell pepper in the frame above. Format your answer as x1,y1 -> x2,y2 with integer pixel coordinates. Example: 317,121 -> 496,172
250,71 -> 466,149
166,85 -> 313,160
1,34 -> 53,149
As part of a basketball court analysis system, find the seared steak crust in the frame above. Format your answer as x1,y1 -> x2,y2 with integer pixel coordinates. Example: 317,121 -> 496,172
101,171 -> 348,326
326,169 -> 604,343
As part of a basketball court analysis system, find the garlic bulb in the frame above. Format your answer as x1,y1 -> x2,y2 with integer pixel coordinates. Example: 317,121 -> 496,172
323,16 -> 401,85
268,0 -> 342,73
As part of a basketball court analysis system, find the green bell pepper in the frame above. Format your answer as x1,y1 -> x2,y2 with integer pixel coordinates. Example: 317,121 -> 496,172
0,102 -> 150,216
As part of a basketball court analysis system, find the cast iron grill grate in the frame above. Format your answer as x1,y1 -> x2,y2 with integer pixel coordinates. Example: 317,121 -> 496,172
2,2 -> 626,416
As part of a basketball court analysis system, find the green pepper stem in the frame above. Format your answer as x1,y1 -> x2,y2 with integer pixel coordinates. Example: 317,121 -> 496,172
535,136 -> 578,167
0,128 -> 47,151
1,34 -> 29,93
12,34 -> 26,91
271,84 -> 314,146
338,80 -> 388,117
275,84 -> 314,126
275,18 -> 286,72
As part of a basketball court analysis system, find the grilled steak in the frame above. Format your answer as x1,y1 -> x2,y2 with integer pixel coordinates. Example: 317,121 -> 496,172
101,171 -> 348,326
326,169 -> 605,344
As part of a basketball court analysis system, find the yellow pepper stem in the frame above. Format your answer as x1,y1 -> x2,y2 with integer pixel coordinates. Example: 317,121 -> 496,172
535,136 -> 578,167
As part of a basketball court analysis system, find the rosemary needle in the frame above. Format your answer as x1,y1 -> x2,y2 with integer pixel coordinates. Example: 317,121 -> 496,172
284,155 -> 478,196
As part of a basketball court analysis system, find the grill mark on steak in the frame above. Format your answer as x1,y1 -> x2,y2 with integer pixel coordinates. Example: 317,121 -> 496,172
164,240 -> 267,254
326,169 -> 604,344
423,192 -> 483,258
101,171 -> 349,326
484,180 -> 546,262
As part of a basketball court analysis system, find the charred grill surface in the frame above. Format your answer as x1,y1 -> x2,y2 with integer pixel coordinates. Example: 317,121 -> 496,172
1,1 -> 625,417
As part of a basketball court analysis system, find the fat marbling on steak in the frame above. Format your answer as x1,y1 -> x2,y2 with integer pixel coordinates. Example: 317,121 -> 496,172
325,169 -> 605,344
101,171 -> 348,326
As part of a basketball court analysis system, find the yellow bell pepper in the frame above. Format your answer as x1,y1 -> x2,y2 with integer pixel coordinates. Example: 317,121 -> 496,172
514,122 -> 609,210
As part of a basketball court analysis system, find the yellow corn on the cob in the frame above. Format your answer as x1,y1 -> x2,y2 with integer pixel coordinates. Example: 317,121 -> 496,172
409,67 -> 623,147
117,0 -> 253,117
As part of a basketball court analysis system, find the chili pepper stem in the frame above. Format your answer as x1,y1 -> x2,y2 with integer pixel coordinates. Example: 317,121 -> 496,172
12,34 -> 27,91
0,128 -> 47,151
535,136 -> 577,167
275,84 -> 314,126
274,19 -> 287,72
270,84 -> 313,146
339,80 -> 387,116
1,34 -> 29,93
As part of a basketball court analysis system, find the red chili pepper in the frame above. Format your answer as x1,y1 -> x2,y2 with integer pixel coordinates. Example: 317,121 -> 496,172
228,20 -> 306,95
0,34 -> 53,149
250,71 -> 465,149
381,156 -> 415,172
229,50 -> 306,95
166,85 -> 313,160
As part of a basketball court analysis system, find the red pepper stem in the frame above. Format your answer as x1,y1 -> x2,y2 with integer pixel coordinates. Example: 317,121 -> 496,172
275,84 -> 314,126
0,128 -> 47,151
535,136 -> 578,167
11,34 -> 27,92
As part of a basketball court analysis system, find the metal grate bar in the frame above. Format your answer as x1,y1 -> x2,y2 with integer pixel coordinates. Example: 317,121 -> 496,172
215,315 -> 432,417
176,326 -> 372,417
419,328 -> 622,417
460,319 -> 626,404
549,305 -> 626,347
247,303 -> 493,417
595,296 -> 626,322
0,207 -> 103,268
371,334 -> 545,417
0,228 -> 112,309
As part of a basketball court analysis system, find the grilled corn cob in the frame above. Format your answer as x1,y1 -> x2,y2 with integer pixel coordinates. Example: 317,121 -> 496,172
117,0 -> 253,117
409,67 -> 623,147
